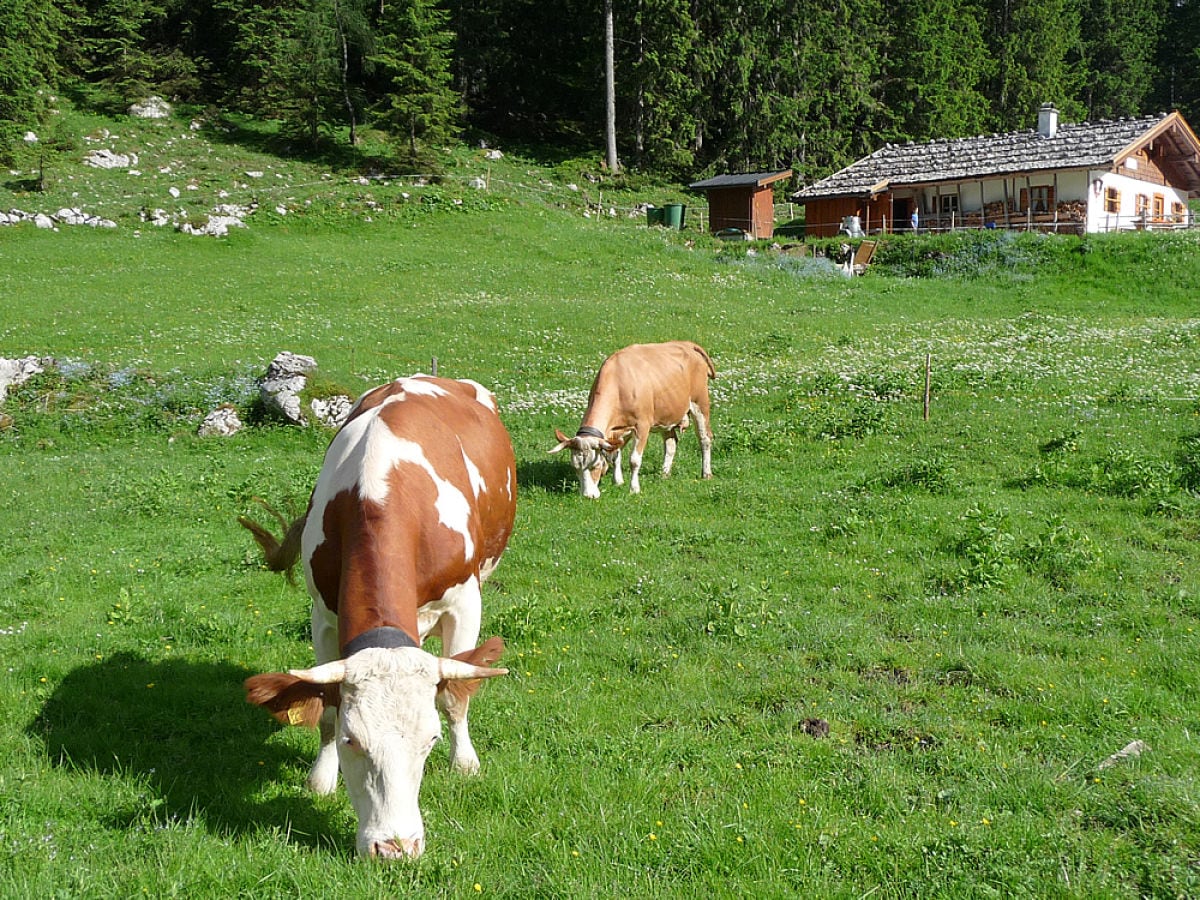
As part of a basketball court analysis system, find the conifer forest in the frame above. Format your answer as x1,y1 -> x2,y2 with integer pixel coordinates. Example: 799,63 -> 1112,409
2,0 -> 1198,181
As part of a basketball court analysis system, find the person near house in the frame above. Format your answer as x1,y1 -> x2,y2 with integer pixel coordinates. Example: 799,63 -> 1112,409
910,208 -> 919,232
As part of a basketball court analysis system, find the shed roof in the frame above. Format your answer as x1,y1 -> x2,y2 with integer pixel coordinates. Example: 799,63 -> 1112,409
690,170 -> 792,191
793,112 -> 1200,200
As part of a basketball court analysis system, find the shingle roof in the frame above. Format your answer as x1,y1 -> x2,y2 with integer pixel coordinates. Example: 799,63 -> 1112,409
792,114 -> 1178,200
690,170 -> 792,190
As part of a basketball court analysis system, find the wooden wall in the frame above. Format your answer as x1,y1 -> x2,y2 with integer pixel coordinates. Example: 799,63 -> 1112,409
707,186 -> 781,238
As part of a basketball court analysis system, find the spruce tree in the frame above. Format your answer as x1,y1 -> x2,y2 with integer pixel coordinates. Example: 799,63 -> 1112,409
0,0 -> 64,155
371,0 -> 462,163
882,0 -> 992,142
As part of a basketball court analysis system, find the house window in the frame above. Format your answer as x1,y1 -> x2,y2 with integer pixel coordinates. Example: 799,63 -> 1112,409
1020,186 -> 1056,214
1135,194 -> 1150,218
1104,187 -> 1120,213
939,194 -> 959,215
1172,202 -> 1186,223
1153,194 -> 1164,220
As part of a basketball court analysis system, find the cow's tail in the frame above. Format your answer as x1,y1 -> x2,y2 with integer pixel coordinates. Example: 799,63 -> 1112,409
693,344 -> 716,379
239,497 -> 307,582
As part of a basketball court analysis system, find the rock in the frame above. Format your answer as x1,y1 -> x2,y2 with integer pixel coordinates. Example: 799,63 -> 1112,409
469,177 -> 487,189
128,96 -> 172,119
53,208 -> 117,228
34,213 -> 55,230
84,149 -> 138,169
1098,739 -> 1148,770
259,352 -> 319,425
177,215 -> 246,237
0,356 -> 47,403
485,149 -> 503,160
310,395 -> 353,429
198,405 -> 243,437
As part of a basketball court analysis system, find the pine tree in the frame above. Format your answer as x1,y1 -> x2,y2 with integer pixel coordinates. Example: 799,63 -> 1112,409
213,0 -> 306,116
0,0 -> 64,155
882,0 -> 992,142
626,0 -> 701,173
1079,0 -> 1164,119
1153,0 -> 1200,122
984,0 -> 1085,130
371,0 -> 462,162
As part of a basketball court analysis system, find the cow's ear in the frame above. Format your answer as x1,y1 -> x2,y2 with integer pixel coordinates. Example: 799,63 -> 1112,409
603,434 -> 626,451
437,640 -> 508,701
245,672 -> 327,727
458,635 -> 505,668
549,428 -> 572,454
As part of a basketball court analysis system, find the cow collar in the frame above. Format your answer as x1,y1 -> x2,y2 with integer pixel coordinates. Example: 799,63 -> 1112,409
576,425 -> 606,440
342,626 -> 419,658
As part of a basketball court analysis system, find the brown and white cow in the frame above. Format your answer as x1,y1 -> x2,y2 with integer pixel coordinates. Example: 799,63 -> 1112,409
550,340 -> 714,498
240,375 -> 515,859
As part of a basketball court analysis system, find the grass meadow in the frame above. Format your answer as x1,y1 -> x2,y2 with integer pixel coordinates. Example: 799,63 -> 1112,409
2,128 -> 1200,897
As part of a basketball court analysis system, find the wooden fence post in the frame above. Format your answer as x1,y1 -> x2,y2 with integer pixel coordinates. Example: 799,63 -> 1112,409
923,354 -> 932,421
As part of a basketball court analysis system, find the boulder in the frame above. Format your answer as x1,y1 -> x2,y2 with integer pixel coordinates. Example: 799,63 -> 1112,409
310,395 -> 352,429
259,352 -> 319,425
177,215 -> 245,237
84,148 -> 138,170
129,96 -> 172,119
198,405 -> 243,437
0,356 -> 47,404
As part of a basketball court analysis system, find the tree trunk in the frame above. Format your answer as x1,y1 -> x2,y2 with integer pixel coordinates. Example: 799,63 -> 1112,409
335,0 -> 358,146
604,0 -> 620,173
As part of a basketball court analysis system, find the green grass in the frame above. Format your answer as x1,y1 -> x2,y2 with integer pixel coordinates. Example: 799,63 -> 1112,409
2,110 -> 1200,897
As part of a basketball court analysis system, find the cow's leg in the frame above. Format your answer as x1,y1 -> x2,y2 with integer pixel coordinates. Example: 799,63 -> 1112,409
307,600 -> 341,794
690,399 -> 714,479
435,576 -> 484,774
629,427 -> 651,493
610,447 -> 624,485
662,428 -> 680,476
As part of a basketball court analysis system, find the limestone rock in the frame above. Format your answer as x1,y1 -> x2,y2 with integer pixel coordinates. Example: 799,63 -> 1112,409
259,352 -> 319,424
84,148 -> 138,170
0,356 -> 46,403
310,395 -> 352,429
129,96 -> 172,119
198,405 -> 243,437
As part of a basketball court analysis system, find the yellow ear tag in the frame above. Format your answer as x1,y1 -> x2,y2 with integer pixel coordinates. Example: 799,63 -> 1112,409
287,707 -> 304,726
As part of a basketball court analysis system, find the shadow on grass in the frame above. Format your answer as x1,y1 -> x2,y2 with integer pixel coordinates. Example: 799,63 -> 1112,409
2,178 -> 42,194
29,652 -> 345,854
517,458 -> 576,494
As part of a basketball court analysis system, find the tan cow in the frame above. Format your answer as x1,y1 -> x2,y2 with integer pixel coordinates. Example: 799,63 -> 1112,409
240,375 -> 516,859
550,340 -> 714,498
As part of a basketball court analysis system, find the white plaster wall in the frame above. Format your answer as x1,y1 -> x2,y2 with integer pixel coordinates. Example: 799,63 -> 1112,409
910,168 -> 1190,233
1086,168 -> 1191,233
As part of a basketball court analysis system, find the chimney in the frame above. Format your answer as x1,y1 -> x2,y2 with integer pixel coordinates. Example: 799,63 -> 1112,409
1038,103 -> 1058,138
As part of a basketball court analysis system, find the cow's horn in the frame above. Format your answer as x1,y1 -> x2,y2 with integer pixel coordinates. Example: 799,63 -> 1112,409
438,659 -> 509,681
289,660 -> 348,684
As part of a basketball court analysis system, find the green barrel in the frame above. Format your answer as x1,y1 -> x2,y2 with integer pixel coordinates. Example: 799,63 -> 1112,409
646,206 -> 665,226
663,203 -> 686,229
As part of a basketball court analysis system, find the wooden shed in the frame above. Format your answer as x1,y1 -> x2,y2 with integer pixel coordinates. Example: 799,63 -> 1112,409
689,170 -> 793,239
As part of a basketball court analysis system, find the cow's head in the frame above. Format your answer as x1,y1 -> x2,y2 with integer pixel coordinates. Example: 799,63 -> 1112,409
549,428 -> 623,499
246,645 -> 506,859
